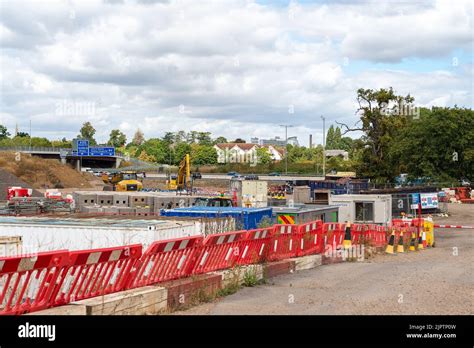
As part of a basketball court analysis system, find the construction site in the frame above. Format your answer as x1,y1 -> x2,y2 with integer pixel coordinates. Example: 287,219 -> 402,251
0,148 -> 472,318
0,0 -> 473,346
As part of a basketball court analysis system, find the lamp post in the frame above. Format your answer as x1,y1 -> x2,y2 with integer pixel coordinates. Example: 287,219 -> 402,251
321,115 -> 326,177
280,124 -> 293,175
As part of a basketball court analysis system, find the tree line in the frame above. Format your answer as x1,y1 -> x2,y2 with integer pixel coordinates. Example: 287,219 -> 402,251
1,87 -> 472,181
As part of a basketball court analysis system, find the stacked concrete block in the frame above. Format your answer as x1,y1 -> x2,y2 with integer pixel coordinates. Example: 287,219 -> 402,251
74,192 -> 98,206
96,194 -> 114,206
80,206 -> 105,214
113,194 -> 129,207
135,206 -> 152,216
118,207 -> 135,215
102,206 -> 119,215
129,195 -> 154,208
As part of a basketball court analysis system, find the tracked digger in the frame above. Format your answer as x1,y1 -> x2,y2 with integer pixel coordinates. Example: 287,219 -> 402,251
166,154 -> 193,192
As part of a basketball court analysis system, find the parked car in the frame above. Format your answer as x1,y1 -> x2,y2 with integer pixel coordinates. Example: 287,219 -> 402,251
232,174 -> 244,180
268,172 -> 281,176
192,172 -> 202,179
244,174 -> 259,180
227,171 -> 239,176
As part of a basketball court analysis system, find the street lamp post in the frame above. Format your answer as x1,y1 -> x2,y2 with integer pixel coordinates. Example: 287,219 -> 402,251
321,116 -> 326,177
280,124 -> 293,175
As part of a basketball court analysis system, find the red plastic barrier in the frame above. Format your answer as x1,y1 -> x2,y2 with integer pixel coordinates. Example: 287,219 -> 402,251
296,220 -> 324,256
350,224 -> 366,245
267,224 -> 299,261
129,236 -> 203,288
323,223 -> 345,248
0,250 -> 68,315
237,227 -> 274,265
51,245 -> 142,305
192,231 -> 248,273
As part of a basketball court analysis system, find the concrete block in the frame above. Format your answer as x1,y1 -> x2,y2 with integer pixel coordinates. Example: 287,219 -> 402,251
263,260 -> 295,278
101,206 -> 119,215
129,195 -> 154,208
118,207 -> 135,215
74,193 -> 97,206
26,304 -> 87,315
113,194 -> 129,207
71,286 -> 168,315
80,206 -> 104,214
135,206 -> 152,216
160,274 -> 221,310
290,254 -> 322,271
96,194 -> 114,206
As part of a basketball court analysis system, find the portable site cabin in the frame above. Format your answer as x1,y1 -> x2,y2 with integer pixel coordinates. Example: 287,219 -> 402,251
328,194 -> 392,224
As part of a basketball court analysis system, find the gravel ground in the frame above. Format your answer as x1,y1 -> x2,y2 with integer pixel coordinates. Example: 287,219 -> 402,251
176,203 -> 474,315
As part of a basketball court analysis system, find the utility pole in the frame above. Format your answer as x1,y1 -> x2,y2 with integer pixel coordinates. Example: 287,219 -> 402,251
280,124 -> 293,175
321,115 -> 326,177
29,119 -> 32,150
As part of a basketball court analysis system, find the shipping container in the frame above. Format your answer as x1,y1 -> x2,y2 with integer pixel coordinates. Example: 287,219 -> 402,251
160,206 -> 272,230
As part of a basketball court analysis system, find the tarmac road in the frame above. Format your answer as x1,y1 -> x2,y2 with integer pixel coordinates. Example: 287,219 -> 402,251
177,204 -> 474,315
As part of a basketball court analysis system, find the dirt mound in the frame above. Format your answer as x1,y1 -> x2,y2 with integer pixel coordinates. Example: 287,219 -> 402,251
0,152 -> 92,191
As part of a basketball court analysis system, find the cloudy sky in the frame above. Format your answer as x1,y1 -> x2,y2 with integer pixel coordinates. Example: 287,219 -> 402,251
0,0 -> 472,146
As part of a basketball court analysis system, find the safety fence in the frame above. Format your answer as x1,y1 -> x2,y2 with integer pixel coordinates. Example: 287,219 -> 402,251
1,219 -> 422,315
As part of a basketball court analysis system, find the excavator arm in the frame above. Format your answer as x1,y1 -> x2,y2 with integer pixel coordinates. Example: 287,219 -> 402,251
176,154 -> 191,191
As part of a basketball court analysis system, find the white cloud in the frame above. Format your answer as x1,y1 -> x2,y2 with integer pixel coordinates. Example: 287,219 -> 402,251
0,0 -> 472,146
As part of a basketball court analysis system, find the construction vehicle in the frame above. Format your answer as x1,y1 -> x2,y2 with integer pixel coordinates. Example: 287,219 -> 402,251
102,171 -> 143,191
166,154 -> 192,192
193,197 -> 235,207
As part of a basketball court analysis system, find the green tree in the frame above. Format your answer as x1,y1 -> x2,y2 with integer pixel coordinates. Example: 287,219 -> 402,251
137,138 -> 167,163
390,107 -> 474,182
326,125 -> 335,149
191,144 -> 217,165
174,142 -> 192,165
16,132 -> 29,138
0,125 -> 10,140
233,138 -> 246,143
213,136 -> 227,144
256,147 -> 272,164
338,87 -> 414,181
108,129 -> 127,148
78,122 -> 97,145
197,132 -> 212,145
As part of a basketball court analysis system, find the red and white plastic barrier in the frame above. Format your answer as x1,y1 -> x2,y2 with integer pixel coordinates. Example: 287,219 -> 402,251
434,224 -> 473,229
267,224 -> 299,261
130,236 -> 203,288
51,245 -> 142,305
192,230 -> 248,274
0,250 -> 69,315
1,219 -> 401,315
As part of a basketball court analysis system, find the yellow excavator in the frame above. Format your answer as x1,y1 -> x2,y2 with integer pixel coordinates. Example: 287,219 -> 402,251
102,171 -> 143,191
166,154 -> 192,191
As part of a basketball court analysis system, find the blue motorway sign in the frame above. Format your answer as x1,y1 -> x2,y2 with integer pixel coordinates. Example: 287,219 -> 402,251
76,140 -> 90,156
88,147 -> 115,157
411,193 -> 420,205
